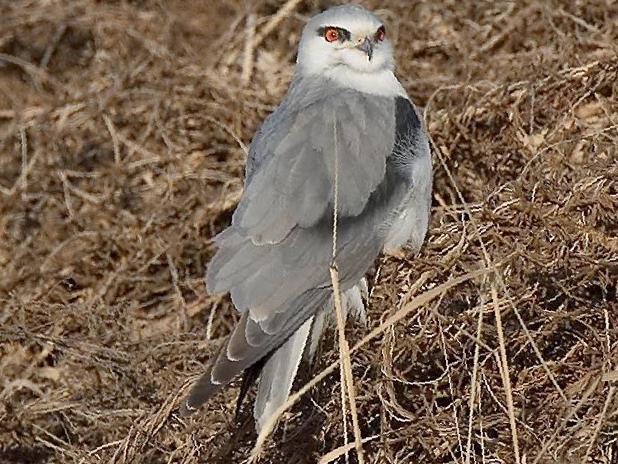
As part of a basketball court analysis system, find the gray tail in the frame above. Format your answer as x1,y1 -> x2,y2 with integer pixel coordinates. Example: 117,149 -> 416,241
253,316 -> 313,432
179,291 -> 328,418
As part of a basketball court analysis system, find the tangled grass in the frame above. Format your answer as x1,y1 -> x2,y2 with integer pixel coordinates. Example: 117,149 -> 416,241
1,1 -> 617,463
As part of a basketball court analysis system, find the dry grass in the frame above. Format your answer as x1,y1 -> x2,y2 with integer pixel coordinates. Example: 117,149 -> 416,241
1,0 -> 617,463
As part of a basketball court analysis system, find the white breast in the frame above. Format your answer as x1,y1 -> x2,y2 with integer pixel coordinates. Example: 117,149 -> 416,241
322,68 -> 407,98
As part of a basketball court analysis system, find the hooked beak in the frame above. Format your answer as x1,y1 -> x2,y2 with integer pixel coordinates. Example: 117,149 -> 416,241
356,37 -> 374,61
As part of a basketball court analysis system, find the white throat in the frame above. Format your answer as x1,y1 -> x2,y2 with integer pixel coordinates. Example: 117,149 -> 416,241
321,67 -> 407,98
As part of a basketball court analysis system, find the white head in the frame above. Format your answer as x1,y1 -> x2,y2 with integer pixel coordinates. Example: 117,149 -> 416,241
297,5 -> 396,81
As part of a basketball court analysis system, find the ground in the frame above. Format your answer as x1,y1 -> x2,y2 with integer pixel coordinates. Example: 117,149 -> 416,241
1,1 -> 617,463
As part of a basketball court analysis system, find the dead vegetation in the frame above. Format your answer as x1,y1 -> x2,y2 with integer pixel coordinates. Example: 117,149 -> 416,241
1,0 -> 617,463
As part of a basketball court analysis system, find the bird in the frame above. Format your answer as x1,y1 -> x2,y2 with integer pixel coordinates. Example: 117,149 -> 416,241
180,4 -> 433,433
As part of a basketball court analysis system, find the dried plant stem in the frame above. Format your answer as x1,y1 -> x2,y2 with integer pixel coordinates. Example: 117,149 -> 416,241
241,14 -> 256,85
330,109 -> 364,463
583,385 -> 615,461
318,434 -> 380,464
491,282 -> 520,464
464,290 -> 485,464
339,333 -> 350,464
252,0 -> 303,49
330,265 -> 365,464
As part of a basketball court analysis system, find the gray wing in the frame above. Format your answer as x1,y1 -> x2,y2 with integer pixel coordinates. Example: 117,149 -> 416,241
181,78 -> 429,416
235,77 -> 396,245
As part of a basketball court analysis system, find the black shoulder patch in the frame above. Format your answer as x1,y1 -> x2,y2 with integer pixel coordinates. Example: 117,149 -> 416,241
395,96 -> 421,141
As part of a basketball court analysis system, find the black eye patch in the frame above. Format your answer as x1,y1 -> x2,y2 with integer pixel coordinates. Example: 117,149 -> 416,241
316,26 -> 351,42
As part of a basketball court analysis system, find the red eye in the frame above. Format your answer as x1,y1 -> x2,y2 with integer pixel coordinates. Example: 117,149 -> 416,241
324,28 -> 339,42
375,26 -> 386,42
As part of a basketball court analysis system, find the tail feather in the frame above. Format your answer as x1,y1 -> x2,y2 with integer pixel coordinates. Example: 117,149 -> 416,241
235,356 -> 267,420
180,290 -> 328,417
179,341 -> 226,417
180,280 -> 367,420
253,316 -> 313,432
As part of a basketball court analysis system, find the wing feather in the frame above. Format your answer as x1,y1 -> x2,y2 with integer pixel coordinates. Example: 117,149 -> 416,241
233,78 -> 395,245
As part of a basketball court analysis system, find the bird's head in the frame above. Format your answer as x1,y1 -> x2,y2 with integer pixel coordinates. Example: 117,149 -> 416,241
297,5 -> 394,77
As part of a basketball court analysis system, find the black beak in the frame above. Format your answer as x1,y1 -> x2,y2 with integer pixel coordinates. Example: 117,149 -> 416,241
357,37 -> 373,61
